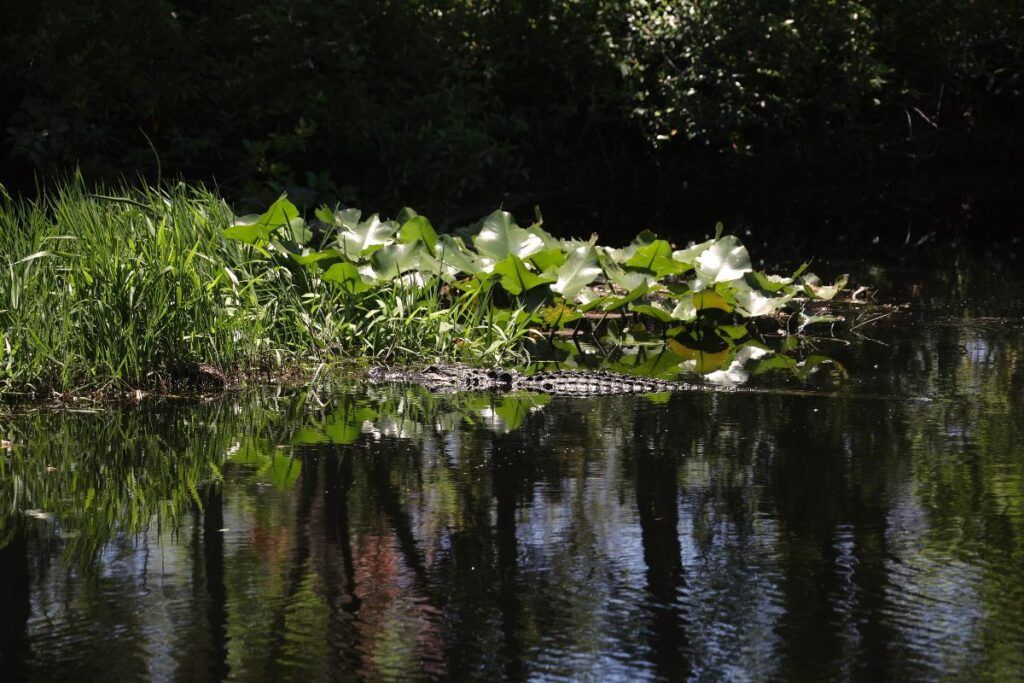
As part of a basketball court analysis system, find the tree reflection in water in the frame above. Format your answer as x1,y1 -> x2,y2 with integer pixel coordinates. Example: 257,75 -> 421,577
1,288 -> 1023,679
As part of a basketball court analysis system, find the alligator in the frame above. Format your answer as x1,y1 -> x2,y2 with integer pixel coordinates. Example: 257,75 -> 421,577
366,363 -> 747,397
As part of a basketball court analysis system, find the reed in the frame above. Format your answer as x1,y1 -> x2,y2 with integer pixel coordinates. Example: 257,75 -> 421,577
0,179 -> 529,401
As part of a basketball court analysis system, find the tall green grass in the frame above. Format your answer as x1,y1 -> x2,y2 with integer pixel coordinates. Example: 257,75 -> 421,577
0,180 -> 530,401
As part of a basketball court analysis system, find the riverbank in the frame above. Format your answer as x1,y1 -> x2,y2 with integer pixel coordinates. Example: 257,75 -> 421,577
1,180 -> 851,405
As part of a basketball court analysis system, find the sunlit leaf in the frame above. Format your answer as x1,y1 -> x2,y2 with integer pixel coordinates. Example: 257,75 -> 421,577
291,248 -> 343,268
399,215 -> 438,254
752,354 -> 798,375
693,290 -> 733,312
551,244 -> 602,300
224,194 -> 298,244
491,254 -> 556,295
322,262 -> 371,293
369,241 -> 426,280
626,240 -> 687,276
610,283 -> 652,310
331,207 -> 362,230
672,238 -> 716,266
315,205 -> 335,225
631,300 -> 676,322
668,341 -> 734,373
733,289 -> 794,317
803,274 -> 848,300
716,324 -> 749,341
474,210 -> 544,260
601,253 -> 654,290
288,217 -> 312,245
670,297 -> 697,321
797,312 -> 844,331
338,214 -> 397,257
695,236 -> 752,284
747,271 -> 794,292
435,234 -> 483,275
527,223 -> 561,250
529,247 -> 567,272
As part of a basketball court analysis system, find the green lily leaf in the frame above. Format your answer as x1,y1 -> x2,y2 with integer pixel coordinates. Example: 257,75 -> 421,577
291,248 -> 343,268
803,274 -> 848,300
585,282 -> 651,313
491,254 -> 556,295
552,243 -> 602,300
578,287 -> 611,312
331,208 -> 363,231
474,210 -> 545,260
396,207 -> 419,225
529,247 -> 567,272
670,290 -> 734,322
795,355 -> 847,380
322,262 -> 371,293
339,214 -> 397,258
733,289 -> 794,317
435,234 -> 483,275
288,217 -> 312,245
399,215 -> 438,254
224,194 -> 298,244
315,205 -> 335,225
612,349 -> 685,379
527,223 -> 561,250
672,238 -> 716,266
747,271 -> 794,293
601,251 -> 654,290
716,324 -> 750,341
370,241 -> 426,280
626,240 -> 687,276
695,235 -> 752,284
752,354 -> 799,375
666,340 -> 734,373
631,300 -> 676,323
670,297 -> 697,322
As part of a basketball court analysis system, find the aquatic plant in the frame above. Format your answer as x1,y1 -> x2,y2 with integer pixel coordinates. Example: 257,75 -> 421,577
0,181 -> 845,401
225,194 -> 847,352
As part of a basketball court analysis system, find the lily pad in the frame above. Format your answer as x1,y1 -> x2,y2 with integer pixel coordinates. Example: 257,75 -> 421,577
491,254 -> 556,295
224,194 -> 298,244
399,215 -> 438,254
338,214 -> 397,257
474,210 -> 545,261
552,244 -> 602,300
695,236 -> 752,284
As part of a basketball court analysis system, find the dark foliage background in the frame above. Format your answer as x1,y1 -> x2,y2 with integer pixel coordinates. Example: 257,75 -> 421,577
1,0 -> 1021,247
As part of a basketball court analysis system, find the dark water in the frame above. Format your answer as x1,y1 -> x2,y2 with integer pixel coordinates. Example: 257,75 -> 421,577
2,263 -> 1023,681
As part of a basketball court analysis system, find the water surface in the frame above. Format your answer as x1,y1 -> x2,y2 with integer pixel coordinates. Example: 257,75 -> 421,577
1,263 -> 1023,681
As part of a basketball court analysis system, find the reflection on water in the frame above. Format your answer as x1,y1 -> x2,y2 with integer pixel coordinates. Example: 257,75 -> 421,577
2,267 -> 1023,680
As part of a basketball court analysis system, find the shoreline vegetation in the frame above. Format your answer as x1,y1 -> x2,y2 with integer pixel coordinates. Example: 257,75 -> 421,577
1,179 -> 849,407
